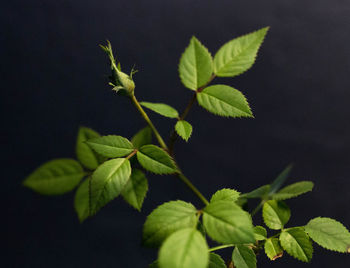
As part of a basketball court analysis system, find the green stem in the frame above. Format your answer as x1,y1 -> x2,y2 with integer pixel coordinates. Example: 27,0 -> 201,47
130,94 -> 168,150
130,94 -> 209,206
209,244 -> 235,252
251,200 -> 265,217
177,172 -> 209,205
168,74 -> 216,154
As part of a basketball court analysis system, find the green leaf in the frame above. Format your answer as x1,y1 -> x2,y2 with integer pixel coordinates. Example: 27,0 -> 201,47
142,200 -> 198,247
140,102 -> 179,118
263,200 -> 291,230
272,181 -> 314,200
158,228 -> 209,268
121,169 -> 148,211
86,135 -> 134,158
253,226 -> 267,241
209,253 -> 226,268
279,227 -> 313,262
241,185 -> 270,199
269,164 -> 293,195
232,245 -> 257,268
89,158 -> 131,215
179,36 -> 213,90
131,127 -> 152,149
213,27 -> 269,77
137,145 -> 177,174
264,238 -> 283,260
197,85 -> 253,118
23,159 -> 85,195
210,188 -> 240,203
76,126 -> 105,170
74,178 -> 90,223
175,120 -> 193,142
203,201 -> 255,244
305,217 -> 350,253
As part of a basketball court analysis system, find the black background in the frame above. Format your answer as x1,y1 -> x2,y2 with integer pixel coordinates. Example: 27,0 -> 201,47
2,0 -> 350,267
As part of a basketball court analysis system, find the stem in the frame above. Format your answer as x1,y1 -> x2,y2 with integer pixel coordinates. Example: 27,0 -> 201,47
168,92 -> 197,154
209,244 -> 235,252
130,94 -> 168,150
129,93 -> 209,205
251,200 -> 265,217
177,172 -> 209,205
168,74 -> 216,154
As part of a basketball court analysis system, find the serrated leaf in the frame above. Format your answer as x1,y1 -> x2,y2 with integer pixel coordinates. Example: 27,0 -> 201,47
269,164 -> 293,195
23,159 -> 85,195
121,169 -> 148,211
264,238 -> 283,260
253,226 -> 267,241
210,188 -> 240,203
74,178 -> 90,223
142,200 -> 198,247
175,120 -> 193,142
159,228 -> 209,268
280,227 -> 313,262
263,200 -> 291,230
76,127 -> 105,170
179,36 -> 213,90
272,181 -> 314,200
131,127 -> 152,149
140,102 -> 179,118
305,217 -> 350,253
89,158 -> 131,215
197,85 -> 253,118
214,27 -> 268,77
209,253 -> 226,268
137,145 -> 177,174
241,185 -> 270,199
232,245 -> 257,268
203,201 -> 255,244
86,135 -> 134,158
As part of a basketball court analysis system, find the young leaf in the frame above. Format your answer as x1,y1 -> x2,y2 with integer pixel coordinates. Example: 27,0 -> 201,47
86,135 -> 134,158
23,159 -> 85,195
140,102 -> 179,118
74,178 -> 90,223
272,181 -> 314,200
175,120 -> 193,142
179,36 -> 213,90
305,217 -> 350,253
241,185 -> 270,199
213,27 -> 269,77
209,253 -> 226,268
76,126 -> 105,170
131,127 -> 152,149
263,200 -> 291,230
121,169 -> 148,211
197,85 -> 253,118
137,145 -> 177,174
158,228 -> 209,268
142,200 -> 198,247
279,227 -> 313,262
89,158 -> 131,215
264,238 -> 283,260
269,164 -> 293,195
253,226 -> 267,241
232,245 -> 257,268
203,201 -> 255,244
210,188 -> 240,203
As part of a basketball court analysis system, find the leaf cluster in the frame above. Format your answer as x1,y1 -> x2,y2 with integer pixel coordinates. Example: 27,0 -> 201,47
22,27 -> 350,268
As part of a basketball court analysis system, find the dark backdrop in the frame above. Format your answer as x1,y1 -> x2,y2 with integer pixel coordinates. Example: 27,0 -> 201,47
2,0 -> 350,267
